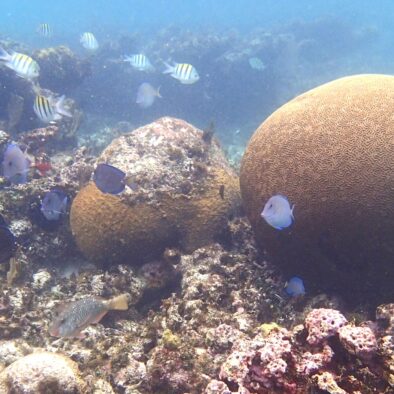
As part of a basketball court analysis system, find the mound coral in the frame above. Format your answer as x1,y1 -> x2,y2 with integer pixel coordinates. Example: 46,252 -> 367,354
70,117 -> 240,265
240,74 -> 394,305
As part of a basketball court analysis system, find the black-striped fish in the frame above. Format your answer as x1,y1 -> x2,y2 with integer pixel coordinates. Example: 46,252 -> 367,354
80,32 -> 99,51
0,47 -> 39,80
33,95 -> 72,123
163,62 -> 199,84
124,54 -> 154,72
37,23 -> 52,37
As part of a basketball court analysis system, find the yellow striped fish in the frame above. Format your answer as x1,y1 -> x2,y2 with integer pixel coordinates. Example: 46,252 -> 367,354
124,54 -> 154,72
37,23 -> 52,37
80,32 -> 99,51
163,62 -> 199,84
0,47 -> 39,80
33,95 -> 72,123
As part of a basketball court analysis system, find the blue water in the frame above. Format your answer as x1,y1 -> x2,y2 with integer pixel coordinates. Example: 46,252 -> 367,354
1,0 -> 394,149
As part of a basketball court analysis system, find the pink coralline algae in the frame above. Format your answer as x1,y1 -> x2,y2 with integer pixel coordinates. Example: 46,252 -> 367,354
208,306 -> 394,393
338,324 -> 378,360
305,308 -> 347,345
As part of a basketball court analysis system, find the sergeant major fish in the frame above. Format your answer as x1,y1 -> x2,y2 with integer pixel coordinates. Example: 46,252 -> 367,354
124,54 -> 154,72
163,62 -> 199,84
261,194 -> 294,230
0,47 -> 39,80
37,23 -> 52,37
49,294 -> 129,338
33,95 -> 72,123
80,32 -> 99,51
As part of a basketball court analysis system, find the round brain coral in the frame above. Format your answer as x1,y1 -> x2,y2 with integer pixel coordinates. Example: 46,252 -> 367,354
70,117 -> 240,266
240,74 -> 394,305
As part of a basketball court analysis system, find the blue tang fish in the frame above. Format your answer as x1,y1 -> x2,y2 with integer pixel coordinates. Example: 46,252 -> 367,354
0,214 -> 16,264
261,194 -> 294,230
93,163 -> 127,194
2,143 -> 31,184
136,83 -> 161,108
41,190 -> 68,221
285,276 -> 305,297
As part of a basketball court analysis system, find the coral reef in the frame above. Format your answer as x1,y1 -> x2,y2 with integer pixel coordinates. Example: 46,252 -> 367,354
35,46 -> 91,93
207,305 -> 393,393
0,351 -> 86,393
70,117 -> 241,266
240,74 -> 394,306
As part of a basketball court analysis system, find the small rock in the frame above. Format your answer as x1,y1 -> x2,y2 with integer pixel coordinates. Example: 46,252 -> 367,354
0,351 -> 86,393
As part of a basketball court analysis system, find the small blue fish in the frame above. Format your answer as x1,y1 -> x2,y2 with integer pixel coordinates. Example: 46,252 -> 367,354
93,163 -> 126,194
41,190 -> 68,221
261,194 -> 294,230
2,143 -> 31,184
0,214 -> 16,264
284,276 -> 305,297
136,83 -> 161,108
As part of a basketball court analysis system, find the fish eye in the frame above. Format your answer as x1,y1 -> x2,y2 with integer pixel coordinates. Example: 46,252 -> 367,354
8,161 -> 12,167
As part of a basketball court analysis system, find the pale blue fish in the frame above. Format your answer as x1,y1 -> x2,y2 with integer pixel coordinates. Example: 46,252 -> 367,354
163,62 -> 199,84
284,276 -> 305,297
80,32 -> 99,51
124,54 -> 154,72
40,189 -> 68,221
2,143 -> 31,184
0,47 -> 40,80
248,57 -> 266,71
34,95 -> 72,123
261,194 -> 294,230
37,23 -> 52,37
136,83 -> 161,108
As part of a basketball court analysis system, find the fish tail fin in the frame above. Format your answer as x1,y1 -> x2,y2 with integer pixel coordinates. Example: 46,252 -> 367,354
55,95 -> 72,118
156,86 -> 162,98
0,46 -> 11,62
162,61 -> 174,74
108,294 -> 129,310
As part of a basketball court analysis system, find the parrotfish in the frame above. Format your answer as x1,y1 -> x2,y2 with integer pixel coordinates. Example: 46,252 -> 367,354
40,189 -> 68,221
49,294 -> 129,338
163,62 -> 199,84
0,214 -> 16,264
80,32 -> 99,51
284,276 -> 305,297
0,47 -> 40,80
2,143 -> 31,184
136,83 -> 161,108
124,54 -> 155,72
261,194 -> 294,230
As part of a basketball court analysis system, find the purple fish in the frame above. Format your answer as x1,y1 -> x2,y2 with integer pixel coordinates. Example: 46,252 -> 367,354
2,143 -> 30,184
41,189 -> 68,221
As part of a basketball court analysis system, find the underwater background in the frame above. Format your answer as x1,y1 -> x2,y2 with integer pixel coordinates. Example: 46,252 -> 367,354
1,1 -> 394,393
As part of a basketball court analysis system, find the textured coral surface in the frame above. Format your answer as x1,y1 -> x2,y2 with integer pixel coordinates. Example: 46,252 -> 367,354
70,117 -> 241,265
240,74 -> 394,305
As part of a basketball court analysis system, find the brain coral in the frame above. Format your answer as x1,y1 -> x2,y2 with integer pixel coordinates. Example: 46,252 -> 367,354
70,117 -> 240,265
240,74 -> 394,305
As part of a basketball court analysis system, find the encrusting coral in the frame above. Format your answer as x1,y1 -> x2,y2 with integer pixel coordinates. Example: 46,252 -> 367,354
70,116 -> 241,266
